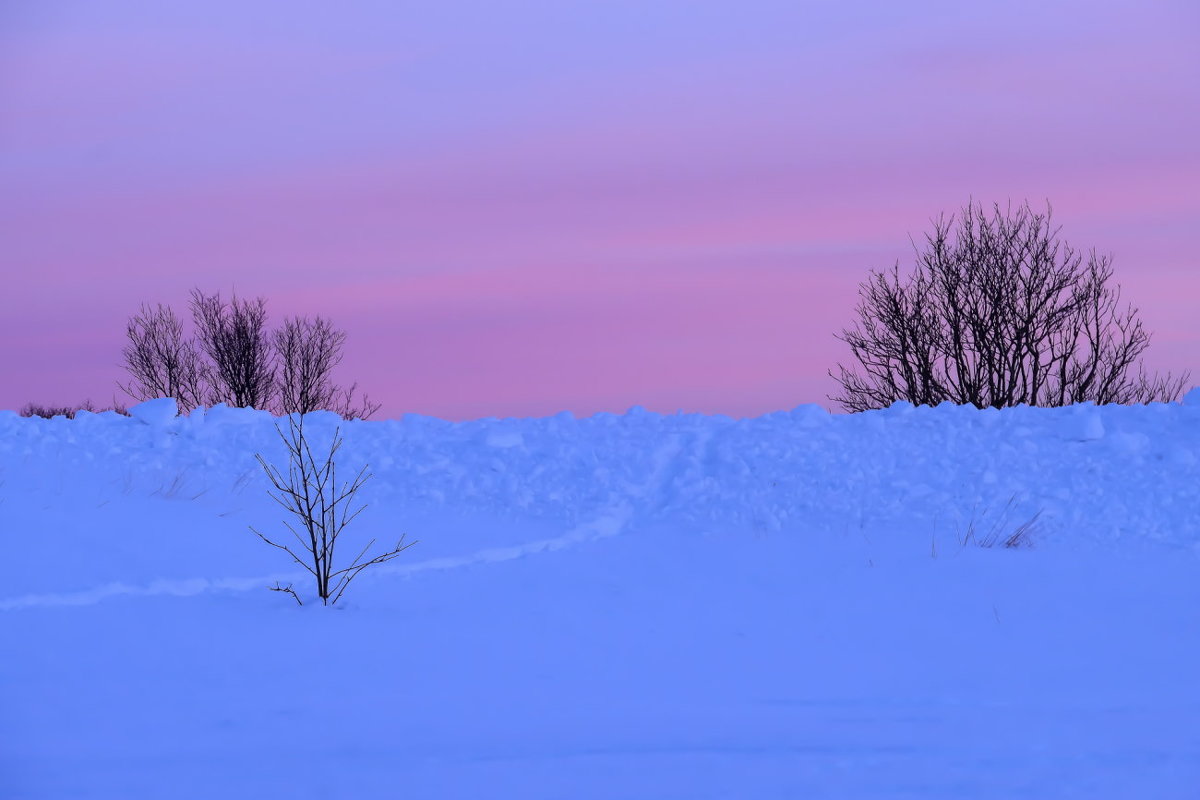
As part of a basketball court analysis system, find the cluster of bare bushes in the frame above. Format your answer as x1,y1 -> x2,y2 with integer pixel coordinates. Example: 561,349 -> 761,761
830,200 -> 1187,411
18,399 -> 130,419
121,289 -> 378,418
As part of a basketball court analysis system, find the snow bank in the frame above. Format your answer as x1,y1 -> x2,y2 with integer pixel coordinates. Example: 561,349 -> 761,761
3,400 -> 1197,548
3,400 -> 1199,799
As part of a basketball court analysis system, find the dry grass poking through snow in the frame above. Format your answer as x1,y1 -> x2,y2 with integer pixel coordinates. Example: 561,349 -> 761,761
960,495 -> 1042,549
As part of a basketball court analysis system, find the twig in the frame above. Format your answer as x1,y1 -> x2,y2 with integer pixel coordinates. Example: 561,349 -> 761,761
269,581 -> 303,606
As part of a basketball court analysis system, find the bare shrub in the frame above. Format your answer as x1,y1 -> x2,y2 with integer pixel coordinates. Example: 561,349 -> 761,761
19,403 -> 76,419
251,414 -> 414,606
273,316 -> 344,415
831,200 -> 1188,411
331,382 -> 382,421
120,303 -> 205,411
119,289 -> 380,417
20,399 -> 131,419
272,315 -> 382,420
191,289 -> 275,409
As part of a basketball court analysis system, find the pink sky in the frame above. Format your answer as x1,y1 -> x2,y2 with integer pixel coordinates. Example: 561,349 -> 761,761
2,1 -> 1198,419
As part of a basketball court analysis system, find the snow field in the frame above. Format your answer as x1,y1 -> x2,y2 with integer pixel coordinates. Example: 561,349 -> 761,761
2,399 -> 1198,798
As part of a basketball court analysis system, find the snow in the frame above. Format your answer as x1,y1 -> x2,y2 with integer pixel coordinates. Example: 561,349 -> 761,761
128,397 -> 178,426
2,400 -> 1198,798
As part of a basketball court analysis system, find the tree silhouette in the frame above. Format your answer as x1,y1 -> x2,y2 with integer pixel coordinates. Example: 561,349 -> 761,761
831,201 -> 1187,411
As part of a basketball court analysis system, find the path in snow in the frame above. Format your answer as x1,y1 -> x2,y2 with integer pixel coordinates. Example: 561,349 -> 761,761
0,434 -> 688,610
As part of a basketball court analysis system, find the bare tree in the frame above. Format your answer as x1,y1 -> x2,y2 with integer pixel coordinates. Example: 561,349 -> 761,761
831,201 -> 1187,411
273,316 -> 382,419
191,289 -> 275,409
119,289 -> 380,418
251,414 -> 414,606
273,316 -> 345,415
120,303 -> 205,411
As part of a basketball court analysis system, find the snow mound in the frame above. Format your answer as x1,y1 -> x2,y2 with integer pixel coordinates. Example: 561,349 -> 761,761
129,398 -> 178,426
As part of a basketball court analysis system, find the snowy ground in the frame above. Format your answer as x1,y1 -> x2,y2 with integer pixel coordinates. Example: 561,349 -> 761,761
2,399 -> 1198,799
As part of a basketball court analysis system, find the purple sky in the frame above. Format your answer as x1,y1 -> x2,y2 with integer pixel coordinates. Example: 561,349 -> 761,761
2,1 -> 1198,419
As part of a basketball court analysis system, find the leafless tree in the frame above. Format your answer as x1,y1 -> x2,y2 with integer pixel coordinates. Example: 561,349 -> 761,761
831,201 -> 1188,411
190,289 -> 275,409
119,290 -> 380,418
251,414 -> 414,606
120,303 -> 205,411
273,316 -> 382,419
273,316 -> 345,415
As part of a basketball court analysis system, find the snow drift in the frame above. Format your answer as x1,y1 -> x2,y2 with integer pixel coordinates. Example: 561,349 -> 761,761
2,399 -> 1198,798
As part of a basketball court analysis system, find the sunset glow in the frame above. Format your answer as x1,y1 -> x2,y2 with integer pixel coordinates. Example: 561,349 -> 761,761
2,1 -> 1197,418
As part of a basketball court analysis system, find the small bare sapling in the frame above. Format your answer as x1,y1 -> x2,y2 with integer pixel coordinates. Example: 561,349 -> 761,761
251,414 -> 413,605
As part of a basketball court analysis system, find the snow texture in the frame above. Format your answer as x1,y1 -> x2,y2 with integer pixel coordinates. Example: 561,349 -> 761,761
128,397 -> 178,426
2,400 -> 1198,798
